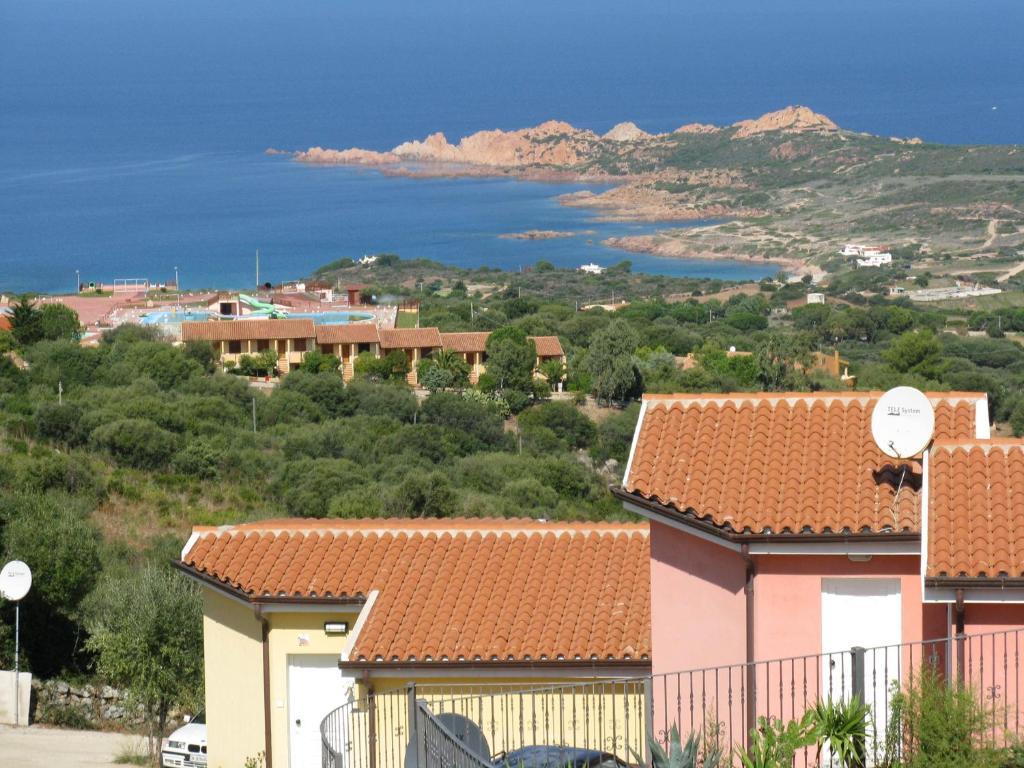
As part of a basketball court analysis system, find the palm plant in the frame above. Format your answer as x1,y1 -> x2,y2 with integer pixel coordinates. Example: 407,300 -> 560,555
811,696 -> 870,767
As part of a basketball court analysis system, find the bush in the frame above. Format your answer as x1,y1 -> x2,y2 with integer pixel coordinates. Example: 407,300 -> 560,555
259,389 -> 323,426
91,418 -> 178,469
421,392 -> 505,450
518,401 -> 595,450
280,370 -> 355,419
347,381 -> 418,422
35,402 -> 86,445
591,403 -> 641,464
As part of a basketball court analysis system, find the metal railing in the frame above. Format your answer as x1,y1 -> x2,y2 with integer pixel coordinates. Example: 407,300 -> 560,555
323,628 -> 1024,768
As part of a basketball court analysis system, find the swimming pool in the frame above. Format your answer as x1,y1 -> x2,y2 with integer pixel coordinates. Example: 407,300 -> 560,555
140,309 -> 373,326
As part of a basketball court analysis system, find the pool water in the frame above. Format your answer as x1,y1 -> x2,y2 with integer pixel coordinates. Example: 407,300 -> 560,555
139,309 -> 373,326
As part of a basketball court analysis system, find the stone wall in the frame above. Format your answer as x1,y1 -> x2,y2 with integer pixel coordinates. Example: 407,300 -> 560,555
31,678 -> 190,731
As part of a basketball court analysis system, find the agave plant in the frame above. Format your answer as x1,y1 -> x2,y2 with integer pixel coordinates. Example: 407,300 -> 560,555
641,725 -> 721,768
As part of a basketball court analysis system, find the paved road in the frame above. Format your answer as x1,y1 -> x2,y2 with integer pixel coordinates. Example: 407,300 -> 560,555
0,724 -> 145,767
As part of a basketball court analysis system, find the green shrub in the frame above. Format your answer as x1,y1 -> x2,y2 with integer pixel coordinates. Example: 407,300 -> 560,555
91,418 -> 178,469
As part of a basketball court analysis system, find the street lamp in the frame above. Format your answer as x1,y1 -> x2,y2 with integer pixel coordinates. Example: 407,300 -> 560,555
75,269 -> 80,294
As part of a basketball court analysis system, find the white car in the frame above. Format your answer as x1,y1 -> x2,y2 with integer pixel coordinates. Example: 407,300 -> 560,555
161,711 -> 207,768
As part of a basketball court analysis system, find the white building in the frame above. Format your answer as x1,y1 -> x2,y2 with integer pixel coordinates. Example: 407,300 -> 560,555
579,263 -> 606,275
857,252 -> 893,267
806,293 -> 826,305
357,255 -> 378,265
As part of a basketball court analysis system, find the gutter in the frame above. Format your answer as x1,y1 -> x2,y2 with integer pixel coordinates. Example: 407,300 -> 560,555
254,605 -> 274,768
612,487 -> 921,544
170,560 -> 367,606
924,576 -> 1024,589
339,659 -> 652,673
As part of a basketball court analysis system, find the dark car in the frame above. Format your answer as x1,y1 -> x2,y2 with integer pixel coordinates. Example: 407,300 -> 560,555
493,746 -> 630,768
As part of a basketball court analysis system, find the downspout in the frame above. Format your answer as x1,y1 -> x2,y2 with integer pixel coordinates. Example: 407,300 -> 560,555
742,544 -> 756,741
255,605 -> 274,768
955,589 -> 966,685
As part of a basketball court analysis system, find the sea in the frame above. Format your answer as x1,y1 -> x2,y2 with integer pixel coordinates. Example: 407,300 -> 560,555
1,0 -> 1022,294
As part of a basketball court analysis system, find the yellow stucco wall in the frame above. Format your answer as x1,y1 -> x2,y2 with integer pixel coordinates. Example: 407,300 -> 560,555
200,588 -> 362,768
202,590 -> 265,768
201,587 -> 644,768
266,609 -> 361,768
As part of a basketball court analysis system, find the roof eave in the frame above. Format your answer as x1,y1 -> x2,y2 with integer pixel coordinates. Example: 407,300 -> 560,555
339,659 -> 652,673
925,576 -> 1024,589
171,560 -> 368,606
612,487 -> 921,544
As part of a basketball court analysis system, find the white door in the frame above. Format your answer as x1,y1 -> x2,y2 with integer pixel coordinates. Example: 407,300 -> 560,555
821,579 -> 901,754
288,655 -> 356,768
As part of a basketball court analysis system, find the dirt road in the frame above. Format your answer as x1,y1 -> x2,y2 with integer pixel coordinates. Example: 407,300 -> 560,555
0,724 -> 145,767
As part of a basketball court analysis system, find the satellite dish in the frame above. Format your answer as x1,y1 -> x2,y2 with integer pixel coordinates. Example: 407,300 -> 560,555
871,387 -> 935,459
0,560 -> 32,602
404,712 -> 490,768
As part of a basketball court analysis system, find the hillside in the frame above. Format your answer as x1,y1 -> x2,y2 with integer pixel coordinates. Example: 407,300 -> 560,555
291,107 -> 1024,276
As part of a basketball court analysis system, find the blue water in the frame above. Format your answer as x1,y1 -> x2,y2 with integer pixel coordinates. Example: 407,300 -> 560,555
139,308 -> 374,329
2,0 -> 1022,293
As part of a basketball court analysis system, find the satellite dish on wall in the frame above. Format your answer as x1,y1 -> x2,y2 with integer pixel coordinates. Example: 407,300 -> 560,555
871,387 -> 935,459
0,560 -> 32,602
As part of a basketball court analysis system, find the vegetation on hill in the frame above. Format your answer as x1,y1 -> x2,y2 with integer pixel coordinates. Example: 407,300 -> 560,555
5,266 -> 1024,698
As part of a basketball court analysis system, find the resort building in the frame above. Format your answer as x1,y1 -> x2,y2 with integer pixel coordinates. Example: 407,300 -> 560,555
439,331 -> 491,384
378,327 -> 443,386
181,318 -> 316,374
175,518 -> 650,768
314,323 -> 382,379
180,319 -> 565,386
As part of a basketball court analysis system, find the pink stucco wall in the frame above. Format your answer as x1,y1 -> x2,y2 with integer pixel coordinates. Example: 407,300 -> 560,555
750,554 -> 943,661
649,521 -> 746,675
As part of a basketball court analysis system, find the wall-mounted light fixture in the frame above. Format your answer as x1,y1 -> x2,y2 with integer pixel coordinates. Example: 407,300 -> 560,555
324,621 -> 349,635
847,554 -> 873,563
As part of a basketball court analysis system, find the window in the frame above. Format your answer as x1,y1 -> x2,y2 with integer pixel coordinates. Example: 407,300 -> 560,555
227,340 -> 242,354
320,344 -> 333,355
294,338 -> 307,352
256,339 -> 270,352
357,342 -> 372,354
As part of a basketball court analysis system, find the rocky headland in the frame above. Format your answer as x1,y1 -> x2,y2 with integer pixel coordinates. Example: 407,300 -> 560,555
286,106 -> 1024,273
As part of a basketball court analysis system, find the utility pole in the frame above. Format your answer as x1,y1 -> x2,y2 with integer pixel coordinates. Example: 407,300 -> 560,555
252,397 -> 257,433
58,380 -> 63,406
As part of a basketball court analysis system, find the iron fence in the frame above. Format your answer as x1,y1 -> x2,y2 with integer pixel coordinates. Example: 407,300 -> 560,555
322,628 -> 1024,768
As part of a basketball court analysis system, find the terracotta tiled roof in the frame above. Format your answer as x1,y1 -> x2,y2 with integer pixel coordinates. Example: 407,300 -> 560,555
927,440 -> 1024,580
622,392 -> 985,536
0,315 -> 10,332
181,318 -> 316,342
379,328 -> 443,349
440,332 -> 491,353
530,336 -> 564,358
181,518 -> 650,665
315,324 -> 380,344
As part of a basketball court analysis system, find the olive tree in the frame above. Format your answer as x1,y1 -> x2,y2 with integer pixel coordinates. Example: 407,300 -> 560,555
85,566 -> 203,759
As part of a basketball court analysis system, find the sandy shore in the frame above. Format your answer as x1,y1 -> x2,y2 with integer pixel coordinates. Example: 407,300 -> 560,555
604,233 -> 807,274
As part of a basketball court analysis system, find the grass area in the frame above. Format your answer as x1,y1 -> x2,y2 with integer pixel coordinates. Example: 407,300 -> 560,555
932,290 -> 1024,310
395,310 -> 419,328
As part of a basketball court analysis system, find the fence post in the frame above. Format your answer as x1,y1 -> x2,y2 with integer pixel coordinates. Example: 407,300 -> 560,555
643,676 -> 654,768
850,647 -> 866,768
407,683 -> 424,768
368,688 -> 378,768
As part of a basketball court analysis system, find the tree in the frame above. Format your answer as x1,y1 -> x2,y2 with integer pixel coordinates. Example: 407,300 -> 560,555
538,358 -> 565,390
280,370 -> 355,419
38,303 -> 82,342
297,349 -> 340,374
883,329 -> 945,379
584,320 -> 641,405
484,327 -> 536,393
85,567 -> 203,759
91,418 -> 179,469
518,401 -> 595,450
8,295 -> 42,347
1,492 -> 101,676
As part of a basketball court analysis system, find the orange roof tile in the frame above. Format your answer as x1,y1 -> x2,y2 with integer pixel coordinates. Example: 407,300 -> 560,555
314,324 -> 380,344
181,318 -> 315,342
622,391 -> 985,536
529,336 -> 564,358
379,328 -> 443,349
0,315 -> 10,332
927,440 -> 1024,580
181,518 -> 650,665
440,332 -> 491,353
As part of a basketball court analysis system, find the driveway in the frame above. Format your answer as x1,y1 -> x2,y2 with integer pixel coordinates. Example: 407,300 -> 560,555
0,724 -> 146,767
